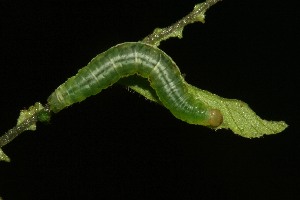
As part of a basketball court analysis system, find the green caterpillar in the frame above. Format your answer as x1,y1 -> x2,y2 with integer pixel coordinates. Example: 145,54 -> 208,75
0,0 -> 287,162
48,42 -> 223,127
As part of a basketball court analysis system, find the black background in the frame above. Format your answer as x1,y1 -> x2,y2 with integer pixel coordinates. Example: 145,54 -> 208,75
0,0 -> 298,199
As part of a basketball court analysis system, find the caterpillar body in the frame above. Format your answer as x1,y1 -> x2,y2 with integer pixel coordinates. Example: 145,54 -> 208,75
1,0 -> 287,163
47,42 -> 223,127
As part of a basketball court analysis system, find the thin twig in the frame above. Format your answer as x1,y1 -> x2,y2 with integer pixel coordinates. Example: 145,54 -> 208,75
142,0 -> 222,46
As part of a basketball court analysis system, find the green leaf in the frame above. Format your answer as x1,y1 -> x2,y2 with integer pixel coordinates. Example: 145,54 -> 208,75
120,77 -> 287,138
17,102 -> 45,131
188,85 -> 288,138
0,148 -> 10,162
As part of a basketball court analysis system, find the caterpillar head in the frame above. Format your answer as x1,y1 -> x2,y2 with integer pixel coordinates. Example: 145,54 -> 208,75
208,109 -> 223,128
